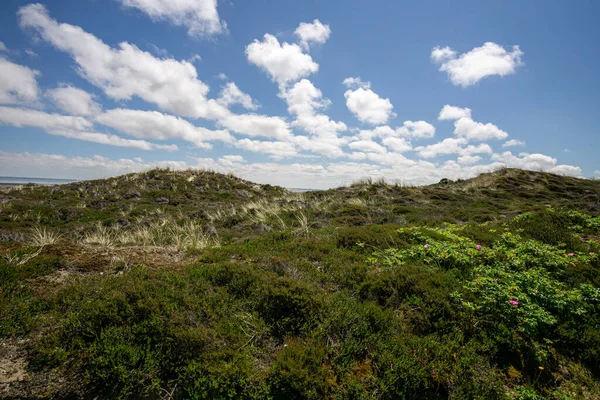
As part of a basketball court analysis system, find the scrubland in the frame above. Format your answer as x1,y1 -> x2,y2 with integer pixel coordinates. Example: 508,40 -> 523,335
1,167 -> 600,399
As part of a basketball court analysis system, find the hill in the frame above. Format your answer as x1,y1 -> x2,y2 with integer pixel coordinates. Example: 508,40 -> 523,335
1,168 -> 600,398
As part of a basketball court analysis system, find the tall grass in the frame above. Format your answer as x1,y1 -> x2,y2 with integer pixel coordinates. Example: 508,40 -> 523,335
82,218 -> 219,251
31,226 -> 61,246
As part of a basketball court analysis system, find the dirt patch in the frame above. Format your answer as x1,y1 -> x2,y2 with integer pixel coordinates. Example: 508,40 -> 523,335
0,338 -> 29,397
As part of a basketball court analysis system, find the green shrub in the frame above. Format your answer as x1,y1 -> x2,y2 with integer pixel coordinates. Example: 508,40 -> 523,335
269,339 -> 328,400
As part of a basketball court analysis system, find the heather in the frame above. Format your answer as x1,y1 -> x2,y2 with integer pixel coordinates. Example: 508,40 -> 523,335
1,167 -> 600,399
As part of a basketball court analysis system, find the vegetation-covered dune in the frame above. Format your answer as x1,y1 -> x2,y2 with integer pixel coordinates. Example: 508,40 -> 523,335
1,168 -> 600,399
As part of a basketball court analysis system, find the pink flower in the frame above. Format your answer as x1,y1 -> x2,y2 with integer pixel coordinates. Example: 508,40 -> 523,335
509,300 -> 519,306
424,244 -> 429,249
476,245 -> 482,250
568,253 -> 574,257
590,252 -> 596,256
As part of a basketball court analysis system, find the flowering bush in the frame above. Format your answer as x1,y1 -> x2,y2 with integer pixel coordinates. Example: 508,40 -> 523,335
368,220 -> 600,352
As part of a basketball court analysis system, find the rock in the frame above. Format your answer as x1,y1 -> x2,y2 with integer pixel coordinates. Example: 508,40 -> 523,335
235,189 -> 251,199
155,197 -> 169,204
123,191 -> 141,199
251,223 -> 273,233
88,200 -> 108,210
50,185 -> 61,194
115,219 -> 131,229
203,225 -> 218,236
0,231 -> 27,242
190,210 -> 209,220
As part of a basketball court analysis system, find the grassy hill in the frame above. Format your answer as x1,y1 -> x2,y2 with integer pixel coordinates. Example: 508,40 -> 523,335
1,168 -> 600,399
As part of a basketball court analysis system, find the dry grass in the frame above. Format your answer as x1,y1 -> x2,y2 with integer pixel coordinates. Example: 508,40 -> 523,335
82,218 -> 219,251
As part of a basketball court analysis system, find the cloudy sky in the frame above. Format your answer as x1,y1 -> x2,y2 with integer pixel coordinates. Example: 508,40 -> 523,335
0,0 -> 598,188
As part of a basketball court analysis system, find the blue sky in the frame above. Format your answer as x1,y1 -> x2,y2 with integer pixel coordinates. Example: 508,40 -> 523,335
0,0 -> 598,188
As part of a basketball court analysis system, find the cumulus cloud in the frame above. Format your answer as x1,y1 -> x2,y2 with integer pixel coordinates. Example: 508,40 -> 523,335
342,77 -> 370,90
503,139 -> 525,148
119,0 -> 226,37
235,138 -> 298,159
396,120 -> 436,139
0,56 -> 39,104
415,137 -> 492,159
219,113 -> 292,141
246,34 -> 319,87
294,19 -> 331,50
453,116 -> 508,141
217,82 -> 259,110
47,85 -> 102,116
0,41 -> 7,52
550,165 -> 583,177
438,105 -> 471,120
0,151 -> 188,180
348,139 -> 387,154
381,137 -> 412,153
491,151 -> 581,177
438,105 -> 508,141
457,155 -> 482,165
430,46 -> 456,63
3,149 -> 586,190
281,79 -> 347,157
343,77 -> 395,125
19,3 -> 228,119
431,42 -> 524,87
218,154 -> 245,166
0,106 -> 174,151
96,108 -> 232,148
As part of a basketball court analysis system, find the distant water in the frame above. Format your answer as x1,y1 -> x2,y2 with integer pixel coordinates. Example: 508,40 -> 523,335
0,176 -> 77,185
288,188 -> 317,192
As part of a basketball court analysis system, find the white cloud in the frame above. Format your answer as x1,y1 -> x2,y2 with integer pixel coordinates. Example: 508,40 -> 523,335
47,85 -> 102,116
294,19 -> 331,50
356,125 -> 395,140
344,82 -> 395,125
453,116 -> 508,141
431,42 -> 524,87
492,151 -> 581,177
0,151 -> 186,180
0,106 -> 173,151
382,137 -> 412,153
594,170 -> 600,178
0,41 -> 7,52
457,155 -> 482,165
280,79 -> 347,157
119,0 -> 226,37
0,56 -> 39,105
503,139 -> 525,148
19,3 -> 228,119
415,138 -> 465,158
217,82 -> 259,110
396,120 -> 436,139
218,154 -> 245,166
246,34 -> 319,87
438,105 -> 471,120
438,104 -> 509,142
550,165 -> 582,177
415,137 -> 492,159
96,108 -> 232,148
348,139 -> 387,154
219,113 -> 292,141
235,138 -> 297,159
342,77 -> 370,90
1,150 -> 585,190
430,46 -> 456,63
0,105 -> 91,131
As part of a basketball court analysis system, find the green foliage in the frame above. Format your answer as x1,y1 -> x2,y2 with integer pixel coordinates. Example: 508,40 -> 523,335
269,340 -> 328,400
2,169 -> 600,398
